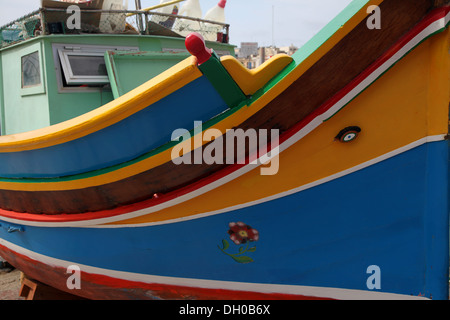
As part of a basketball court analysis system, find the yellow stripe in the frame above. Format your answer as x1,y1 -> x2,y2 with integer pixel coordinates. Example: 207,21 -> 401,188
427,27 -> 450,136
108,30 -> 449,225
0,1 -> 377,191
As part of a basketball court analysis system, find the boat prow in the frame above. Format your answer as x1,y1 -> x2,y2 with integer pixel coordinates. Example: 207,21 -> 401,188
0,0 -> 449,300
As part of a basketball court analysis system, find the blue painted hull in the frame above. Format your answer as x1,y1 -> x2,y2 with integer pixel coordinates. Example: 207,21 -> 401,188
0,140 -> 447,299
0,76 -> 228,178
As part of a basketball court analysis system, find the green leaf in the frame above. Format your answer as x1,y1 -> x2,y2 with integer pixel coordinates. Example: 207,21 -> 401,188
247,247 -> 256,252
232,255 -> 254,264
221,239 -> 230,251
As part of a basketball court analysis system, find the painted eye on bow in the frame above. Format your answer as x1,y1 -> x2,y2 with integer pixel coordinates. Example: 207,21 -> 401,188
335,126 -> 362,143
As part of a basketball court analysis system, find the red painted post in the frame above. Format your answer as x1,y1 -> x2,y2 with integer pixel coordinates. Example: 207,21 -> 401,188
185,32 -> 213,65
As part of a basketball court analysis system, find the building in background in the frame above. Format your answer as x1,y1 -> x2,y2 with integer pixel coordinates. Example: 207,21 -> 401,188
237,42 -> 259,59
235,42 -> 298,69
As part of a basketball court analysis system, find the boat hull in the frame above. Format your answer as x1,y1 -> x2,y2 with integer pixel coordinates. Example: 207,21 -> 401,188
0,0 -> 448,300
0,140 -> 447,300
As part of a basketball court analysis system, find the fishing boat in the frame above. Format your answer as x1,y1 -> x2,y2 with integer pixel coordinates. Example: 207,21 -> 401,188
0,0 -> 448,300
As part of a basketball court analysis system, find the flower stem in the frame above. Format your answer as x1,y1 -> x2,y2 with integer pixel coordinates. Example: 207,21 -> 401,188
218,242 -> 250,258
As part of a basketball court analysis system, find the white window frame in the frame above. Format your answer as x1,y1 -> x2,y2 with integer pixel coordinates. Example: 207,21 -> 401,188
52,44 -> 138,92
58,50 -> 110,85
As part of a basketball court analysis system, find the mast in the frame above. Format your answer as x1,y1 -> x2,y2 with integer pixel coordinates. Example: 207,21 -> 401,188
135,0 -> 144,33
272,5 -> 275,47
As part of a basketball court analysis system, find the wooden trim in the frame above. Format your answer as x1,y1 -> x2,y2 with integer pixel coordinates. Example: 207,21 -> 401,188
19,275 -> 86,300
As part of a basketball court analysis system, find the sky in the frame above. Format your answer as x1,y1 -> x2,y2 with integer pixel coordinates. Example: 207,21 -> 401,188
0,0 -> 353,48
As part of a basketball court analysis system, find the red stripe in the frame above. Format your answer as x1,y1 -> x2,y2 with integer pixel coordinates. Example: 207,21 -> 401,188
0,244 -> 332,300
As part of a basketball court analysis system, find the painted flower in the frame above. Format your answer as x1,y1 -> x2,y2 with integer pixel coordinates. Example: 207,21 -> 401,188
219,222 -> 259,263
228,222 -> 259,245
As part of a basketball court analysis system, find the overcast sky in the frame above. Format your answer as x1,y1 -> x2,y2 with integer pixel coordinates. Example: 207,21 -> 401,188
0,0 -> 353,47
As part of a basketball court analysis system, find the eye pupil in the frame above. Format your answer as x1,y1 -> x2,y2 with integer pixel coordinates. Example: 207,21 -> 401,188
344,133 -> 356,141
335,126 -> 361,143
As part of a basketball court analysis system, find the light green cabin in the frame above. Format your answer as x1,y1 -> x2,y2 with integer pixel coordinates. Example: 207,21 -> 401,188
0,7 -> 234,135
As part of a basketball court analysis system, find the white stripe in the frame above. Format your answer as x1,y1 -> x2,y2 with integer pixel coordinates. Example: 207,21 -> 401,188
0,238 -> 428,300
94,134 -> 446,228
0,13 -> 448,228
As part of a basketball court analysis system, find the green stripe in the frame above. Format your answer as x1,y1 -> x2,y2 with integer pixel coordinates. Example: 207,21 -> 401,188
244,0 -> 373,102
292,0 -> 371,66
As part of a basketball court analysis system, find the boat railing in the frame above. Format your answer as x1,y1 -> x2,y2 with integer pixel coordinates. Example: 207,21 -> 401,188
0,8 -> 230,49
0,10 -> 41,49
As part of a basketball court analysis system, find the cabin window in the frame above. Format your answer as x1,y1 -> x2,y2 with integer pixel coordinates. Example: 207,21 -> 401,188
67,55 -> 108,77
52,44 -> 139,91
21,51 -> 41,88
20,44 -> 46,97
58,50 -> 109,85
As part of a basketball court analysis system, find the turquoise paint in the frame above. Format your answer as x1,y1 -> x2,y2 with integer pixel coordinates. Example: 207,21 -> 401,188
247,0 -> 372,105
291,0 -> 371,65
42,36 -> 138,128
0,41 -> 50,135
105,50 -> 191,99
